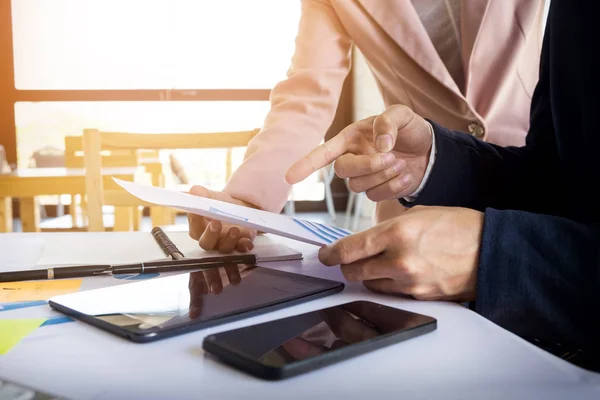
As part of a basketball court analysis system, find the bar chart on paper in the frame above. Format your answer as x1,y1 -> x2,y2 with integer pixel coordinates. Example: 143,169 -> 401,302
114,179 -> 353,246
291,218 -> 352,244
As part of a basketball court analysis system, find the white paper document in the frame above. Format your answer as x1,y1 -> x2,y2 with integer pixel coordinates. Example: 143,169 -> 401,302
0,236 -> 45,272
114,178 -> 353,246
167,232 -> 302,262
36,232 -> 168,266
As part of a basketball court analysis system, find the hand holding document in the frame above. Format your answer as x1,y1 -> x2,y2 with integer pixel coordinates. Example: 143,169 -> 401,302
114,178 -> 352,246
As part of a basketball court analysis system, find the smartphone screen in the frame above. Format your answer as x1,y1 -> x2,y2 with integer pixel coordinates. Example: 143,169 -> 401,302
204,301 -> 436,378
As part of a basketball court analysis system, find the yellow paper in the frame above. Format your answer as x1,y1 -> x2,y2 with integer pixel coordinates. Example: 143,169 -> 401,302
0,319 -> 46,355
0,279 -> 82,302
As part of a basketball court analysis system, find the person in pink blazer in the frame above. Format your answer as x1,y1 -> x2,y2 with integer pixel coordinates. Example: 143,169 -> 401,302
188,0 -> 548,258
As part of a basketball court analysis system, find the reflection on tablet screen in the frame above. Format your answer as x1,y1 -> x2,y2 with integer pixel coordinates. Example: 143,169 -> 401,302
51,265 -> 341,335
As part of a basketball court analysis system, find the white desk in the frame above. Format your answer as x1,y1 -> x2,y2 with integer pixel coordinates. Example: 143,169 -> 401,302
1,232 -> 599,400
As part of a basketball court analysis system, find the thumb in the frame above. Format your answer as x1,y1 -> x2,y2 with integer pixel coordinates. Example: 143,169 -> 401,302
188,184 -> 213,198
372,105 -> 418,153
318,224 -> 387,266
188,185 -> 249,208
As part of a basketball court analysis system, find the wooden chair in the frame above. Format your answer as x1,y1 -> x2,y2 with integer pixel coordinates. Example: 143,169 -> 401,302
0,145 -> 11,174
82,128 -> 260,232
26,146 -> 68,223
64,135 -> 157,230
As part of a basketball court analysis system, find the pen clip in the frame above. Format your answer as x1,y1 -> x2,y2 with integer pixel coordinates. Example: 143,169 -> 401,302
92,268 -> 113,276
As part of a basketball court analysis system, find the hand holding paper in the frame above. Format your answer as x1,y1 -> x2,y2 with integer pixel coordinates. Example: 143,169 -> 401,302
114,178 -> 352,246
187,184 -> 257,253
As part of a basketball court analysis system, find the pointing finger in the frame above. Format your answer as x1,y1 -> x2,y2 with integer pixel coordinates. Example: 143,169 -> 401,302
285,116 -> 376,184
285,134 -> 349,185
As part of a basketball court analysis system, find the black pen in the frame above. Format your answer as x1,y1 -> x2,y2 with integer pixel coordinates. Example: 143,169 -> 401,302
0,254 -> 257,283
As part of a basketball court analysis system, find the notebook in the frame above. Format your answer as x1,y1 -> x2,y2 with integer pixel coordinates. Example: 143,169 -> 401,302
30,230 -> 302,268
158,230 -> 303,262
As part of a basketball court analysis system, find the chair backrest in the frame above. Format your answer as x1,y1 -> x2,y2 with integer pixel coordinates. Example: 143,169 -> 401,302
82,128 -> 260,231
65,136 -> 140,168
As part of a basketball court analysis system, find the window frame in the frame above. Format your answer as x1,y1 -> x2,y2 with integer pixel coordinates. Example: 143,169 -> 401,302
0,2 -> 270,165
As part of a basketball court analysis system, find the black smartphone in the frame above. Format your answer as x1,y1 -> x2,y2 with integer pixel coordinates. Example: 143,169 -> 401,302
203,300 -> 436,380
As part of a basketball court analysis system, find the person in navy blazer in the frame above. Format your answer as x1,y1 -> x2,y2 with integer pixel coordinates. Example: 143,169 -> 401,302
286,0 -> 600,370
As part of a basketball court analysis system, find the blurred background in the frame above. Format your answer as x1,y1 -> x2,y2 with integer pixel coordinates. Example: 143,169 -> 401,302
0,0 -> 385,232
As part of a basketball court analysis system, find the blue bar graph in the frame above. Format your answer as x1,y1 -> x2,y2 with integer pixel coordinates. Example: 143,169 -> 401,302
292,218 -> 352,244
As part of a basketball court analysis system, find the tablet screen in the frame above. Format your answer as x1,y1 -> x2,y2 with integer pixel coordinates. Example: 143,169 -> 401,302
49,265 -> 343,337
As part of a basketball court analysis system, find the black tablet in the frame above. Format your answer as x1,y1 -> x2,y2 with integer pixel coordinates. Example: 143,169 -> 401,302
48,265 -> 344,343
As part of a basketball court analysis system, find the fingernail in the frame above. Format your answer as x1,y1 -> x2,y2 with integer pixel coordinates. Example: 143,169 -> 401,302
247,242 -> 254,251
401,175 -> 411,187
393,160 -> 405,173
209,223 -> 219,232
383,152 -> 395,165
376,135 -> 393,152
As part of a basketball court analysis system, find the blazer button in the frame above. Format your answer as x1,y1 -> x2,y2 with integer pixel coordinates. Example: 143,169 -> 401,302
468,123 -> 485,139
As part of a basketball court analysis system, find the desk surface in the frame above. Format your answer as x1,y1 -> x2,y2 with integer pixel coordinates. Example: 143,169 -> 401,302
0,232 -> 599,400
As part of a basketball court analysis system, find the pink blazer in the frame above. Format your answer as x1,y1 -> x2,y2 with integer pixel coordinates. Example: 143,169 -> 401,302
225,0 -> 547,212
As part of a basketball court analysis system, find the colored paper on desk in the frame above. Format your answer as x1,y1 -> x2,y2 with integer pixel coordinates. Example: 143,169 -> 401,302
0,318 -> 46,355
0,279 -> 82,302
114,178 -> 353,246
0,300 -> 47,312
41,316 -> 73,326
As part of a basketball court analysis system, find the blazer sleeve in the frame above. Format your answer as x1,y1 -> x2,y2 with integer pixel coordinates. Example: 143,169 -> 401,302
476,209 -> 600,369
402,93 -> 559,215
224,0 -> 353,212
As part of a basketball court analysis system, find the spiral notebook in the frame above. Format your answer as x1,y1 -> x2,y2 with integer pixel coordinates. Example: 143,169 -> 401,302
24,230 -> 302,270
152,228 -> 303,263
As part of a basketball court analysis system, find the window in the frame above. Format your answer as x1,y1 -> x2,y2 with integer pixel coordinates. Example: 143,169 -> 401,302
6,0 -> 324,202
12,0 -> 299,90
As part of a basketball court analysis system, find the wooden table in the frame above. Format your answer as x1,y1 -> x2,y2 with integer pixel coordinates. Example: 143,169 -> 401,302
0,167 -> 163,232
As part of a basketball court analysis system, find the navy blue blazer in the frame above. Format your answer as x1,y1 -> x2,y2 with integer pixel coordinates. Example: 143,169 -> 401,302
401,0 -> 600,369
